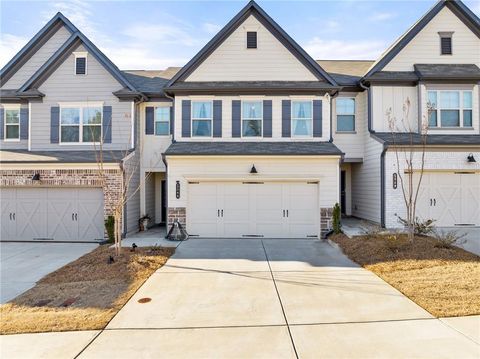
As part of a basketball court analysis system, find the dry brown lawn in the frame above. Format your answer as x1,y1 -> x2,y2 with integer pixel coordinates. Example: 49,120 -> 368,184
330,233 -> 480,317
0,245 -> 174,334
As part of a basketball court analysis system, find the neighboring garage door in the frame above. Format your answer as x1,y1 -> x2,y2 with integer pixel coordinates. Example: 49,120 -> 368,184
187,182 -> 319,238
0,188 -> 104,241
416,172 -> 480,226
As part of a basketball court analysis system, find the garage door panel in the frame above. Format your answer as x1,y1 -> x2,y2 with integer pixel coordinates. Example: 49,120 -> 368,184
16,189 -> 48,240
77,189 -> 104,240
0,189 -> 16,240
47,198 -> 77,240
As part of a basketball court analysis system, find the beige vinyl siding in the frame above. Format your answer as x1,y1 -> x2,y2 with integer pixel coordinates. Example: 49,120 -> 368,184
384,7 -> 480,71
174,95 -> 330,142
2,26 -> 71,89
371,86 -> 418,132
332,91 -> 367,159
166,156 -> 340,210
351,136 -> 383,224
185,15 -> 317,82
0,104 -> 28,149
32,45 -> 132,150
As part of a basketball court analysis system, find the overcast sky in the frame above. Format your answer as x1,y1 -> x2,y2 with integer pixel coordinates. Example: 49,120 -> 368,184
1,0 -> 479,70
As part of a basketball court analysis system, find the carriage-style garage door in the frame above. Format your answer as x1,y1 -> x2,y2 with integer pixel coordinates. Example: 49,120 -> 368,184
0,188 -> 104,241
416,172 -> 480,226
187,182 -> 319,238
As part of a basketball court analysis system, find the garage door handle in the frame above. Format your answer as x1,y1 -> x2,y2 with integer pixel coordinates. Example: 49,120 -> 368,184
221,210 -> 223,217
9,213 -> 12,220
217,209 -> 220,217
286,210 -> 289,217
72,213 -> 75,221
430,199 -> 432,206
434,199 -> 436,206
75,213 -> 78,221
12,213 -> 15,221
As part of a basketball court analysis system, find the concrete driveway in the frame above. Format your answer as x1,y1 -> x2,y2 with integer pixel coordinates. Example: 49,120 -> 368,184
0,242 -> 97,303
450,227 -> 480,256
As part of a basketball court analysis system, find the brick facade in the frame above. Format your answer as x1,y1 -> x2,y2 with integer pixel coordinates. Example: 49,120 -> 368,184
320,207 -> 334,238
167,207 -> 186,229
0,168 -> 123,219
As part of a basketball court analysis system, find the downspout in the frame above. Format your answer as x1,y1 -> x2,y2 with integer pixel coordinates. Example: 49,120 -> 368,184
162,90 -> 175,233
359,80 -> 373,133
329,90 -> 339,142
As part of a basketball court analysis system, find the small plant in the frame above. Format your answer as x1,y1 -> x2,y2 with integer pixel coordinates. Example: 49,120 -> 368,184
396,216 -> 436,236
104,215 -> 115,243
384,231 -> 408,252
431,229 -> 467,249
332,203 -> 342,234
360,223 -> 383,238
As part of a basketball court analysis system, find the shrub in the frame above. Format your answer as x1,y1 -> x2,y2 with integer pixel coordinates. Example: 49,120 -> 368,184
397,216 -> 436,236
431,229 -> 467,249
332,203 -> 342,234
104,215 -> 115,243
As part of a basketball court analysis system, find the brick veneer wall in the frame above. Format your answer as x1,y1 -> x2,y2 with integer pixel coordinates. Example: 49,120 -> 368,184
167,207 -> 186,228
0,168 -> 123,218
320,207 -> 334,238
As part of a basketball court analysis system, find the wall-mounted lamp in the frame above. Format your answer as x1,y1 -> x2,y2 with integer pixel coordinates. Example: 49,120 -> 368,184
467,153 -> 476,163
250,164 -> 258,174
175,181 -> 181,199
392,173 -> 397,189
32,173 -> 41,181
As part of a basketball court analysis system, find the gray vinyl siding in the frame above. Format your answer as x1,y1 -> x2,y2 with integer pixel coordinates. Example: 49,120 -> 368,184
0,104 -> 29,149
145,172 -> 155,226
2,26 -> 71,89
32,45 -> 132,151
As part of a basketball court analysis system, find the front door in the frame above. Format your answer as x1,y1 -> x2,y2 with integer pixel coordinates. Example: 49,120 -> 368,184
340,171 -> 346,215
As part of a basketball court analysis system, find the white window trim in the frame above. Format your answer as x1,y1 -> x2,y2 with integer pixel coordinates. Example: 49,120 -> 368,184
59,103 -> 103,145
291,100 -> 313,138
438,31 -> 453,56
427,90 -> 473,129
154,106 -> 171,137
74,51 -> 88,75
336,97 -> 356,133
3,105 -> 21,142
241,100 -> 263,138
191,100 -> 213,138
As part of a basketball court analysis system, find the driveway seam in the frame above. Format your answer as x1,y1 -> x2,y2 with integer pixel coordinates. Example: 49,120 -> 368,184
261,239 -> 299,359
438,318 -> 480,345
103,324 -> 289,331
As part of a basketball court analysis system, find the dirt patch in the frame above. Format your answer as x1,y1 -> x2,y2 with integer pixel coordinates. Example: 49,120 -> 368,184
330,233 -> 480,317
0,245 -> 174,334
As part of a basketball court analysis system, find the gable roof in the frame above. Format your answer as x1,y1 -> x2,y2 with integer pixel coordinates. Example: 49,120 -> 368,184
0,13 -> 78,85
364,0 -> 480,78
166,0 -> 338,88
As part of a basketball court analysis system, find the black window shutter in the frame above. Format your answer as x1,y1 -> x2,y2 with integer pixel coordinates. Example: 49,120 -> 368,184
145,107 -> 154,135
76,57 -> 86,74
282,100 -> 291,137
50,106 -> 60,143
103,106 -> 112,143
213,100 -> 222,137
170,104 -> 174,136
263,100 -> 272,137
247,32 -> 257,49
0,108 -> 4,140
313,100 -> 323,137
232,100 -> 241,137
182,100 -> 191,137
20,108 -> 29,140
441,37 -> 452,55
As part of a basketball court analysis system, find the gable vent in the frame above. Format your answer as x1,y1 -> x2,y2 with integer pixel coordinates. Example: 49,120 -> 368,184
440,36 -> 452,55
75,57 -> 87,75
247,31 -> 257,49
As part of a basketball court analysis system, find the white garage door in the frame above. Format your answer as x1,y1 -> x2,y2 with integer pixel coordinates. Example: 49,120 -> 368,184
0,188 -> 104,241
187,182 -> 319,238
415,172 -> 480,226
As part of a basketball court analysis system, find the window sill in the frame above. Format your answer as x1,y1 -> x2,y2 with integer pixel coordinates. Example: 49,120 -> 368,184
336,131 -> 357,134
428,127 -> 475,131
3,139 -> 21,142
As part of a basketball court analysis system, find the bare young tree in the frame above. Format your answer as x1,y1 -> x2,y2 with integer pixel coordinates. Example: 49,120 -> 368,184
386,97 -> 429,241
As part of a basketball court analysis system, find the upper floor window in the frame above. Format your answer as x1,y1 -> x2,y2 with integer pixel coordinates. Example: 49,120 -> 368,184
4,108 -> 20,141
192,101 -> 212,137
242,101 -> 262,137
155,107 -> 170,136
74,52 -> 88,75
247,31 -> 257,49
291,100 -> 312,137
336,98 -> 355,132
439,32 -> 453,55
60,106 -> 102,143
427,90 -> 472,128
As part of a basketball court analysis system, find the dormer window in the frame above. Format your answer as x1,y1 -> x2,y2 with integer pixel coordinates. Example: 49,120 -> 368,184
247,31 -> 257,49
438,32 -> 453,55
74,52 -> 88,75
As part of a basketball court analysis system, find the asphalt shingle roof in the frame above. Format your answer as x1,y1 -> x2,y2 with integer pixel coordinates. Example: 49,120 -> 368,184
372,132 -> 480,146
414,64 -> 480,80
0,150 -> 130,163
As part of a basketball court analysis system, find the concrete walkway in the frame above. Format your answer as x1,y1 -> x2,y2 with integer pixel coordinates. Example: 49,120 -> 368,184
2,238 -> 479,358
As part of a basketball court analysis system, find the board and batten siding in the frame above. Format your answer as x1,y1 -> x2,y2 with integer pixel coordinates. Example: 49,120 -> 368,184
185,15 -> 317,82
2,26 -> 72,89
371,86 -> 418,133
332,91 -> 367,159
174,95 -> 330,142
383,7 -> 480,71
166,156 -> 340,210
32,45 -> 133,150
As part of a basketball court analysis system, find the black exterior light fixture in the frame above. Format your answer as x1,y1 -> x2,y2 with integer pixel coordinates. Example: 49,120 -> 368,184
467,153 -> 476,163
32,173 -> 41,181
250,164 -> 258,174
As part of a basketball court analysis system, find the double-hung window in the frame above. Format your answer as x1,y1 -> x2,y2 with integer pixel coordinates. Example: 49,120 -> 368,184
192,101 -> 212,137
4,108 -> 20,141
336,98 -> 355,132
427,90 -> 473,128
242,101 -> 262,137
60,106 -> 102,143
155,107 -> 170,136
291,100 -> 312,137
